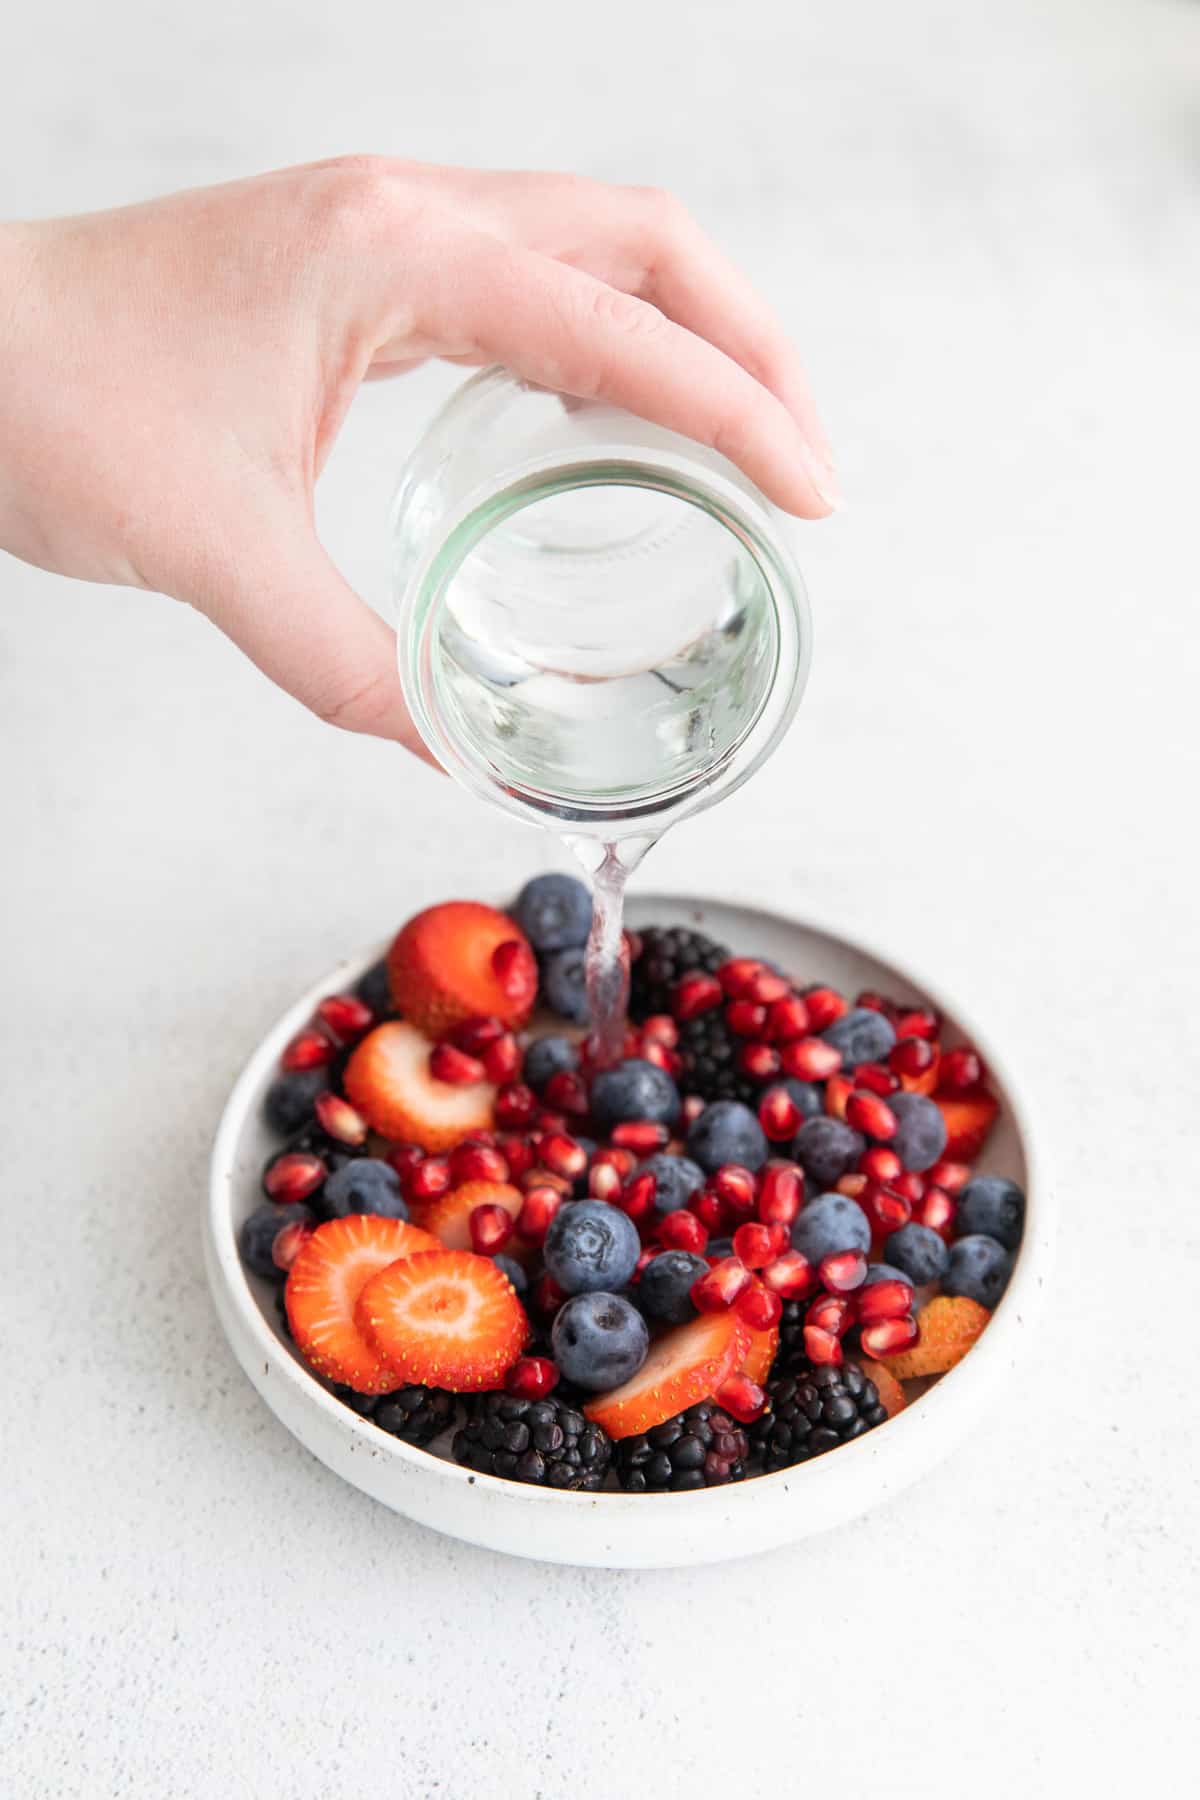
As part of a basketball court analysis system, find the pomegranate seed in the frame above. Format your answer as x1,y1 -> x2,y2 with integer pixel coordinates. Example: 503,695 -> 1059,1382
316,993 -> 374,1040
939,1047 -> 985,1094
890,1036 -> 937,1078
495,1082 -> 537,1128
802,986 -> 848,1031
895,1007 -> 938,1041
691,1257 -> 752,1312
281,1028 -> 334,1072
617,1172 -> 658,1223
610,1121 -> 670,1154
766,1222 -> 791,1257
758,1160 -> 804,1226
712,1165 -> 757,1213
516,1186 -> 564,1244
469,1203 -> 514,1255
818,1250 -> 868,1294
450,1142 -> 510,1186
892,1171 -> 926,1202
263,1151 -> 326,1204
856,1062 -> 900,1097
804,1325 -> 844,1366
541,1069 -> 589,1117
409,1156 -> 452,1202
725,999 -> 769,1038
429,1043 -> 487,1086
761,1249 -> 817,1298
672,970 -> 724,1020
846,1091 -> 898,1140
647,1041 -> 685,1078
449,1015 -> 504,1055
385,1142 -> 425,1182
505,1355 -> 559,1399
928,1158 -> 971,1194
630,1246 -> 657,1283
521,1166 -> 571,1197
759,1084 -> 804,1142
747,969 -> 790,1005
641,1014 -> 679,1047
738,1041 -> 781,1081
715,1371 -> 767,1423
780,1038 -> 842,1081
808,1292 -> 854,1336
732,1221 -> 777,1270
718,957 -> 767,999
480,1034 -> 520,1084
861,1180 -> 912,1233
538,1132 -> 587,1180
682,1095 -> 707,1126
837,1172 -> 870,1199
860,1315 -> 919,1358
657,1210 -> 709,1254
859,1146 -> 902,1183
312,1091 -> 368,1148
856,1278 -> 914,1323
589,1162 -> 622,1200
530,1272 -> 566,1318
824,1073 -> 855,1120
492,938 -> 535,998
856,990 -> 894,1017
269,1218 -> 313,1272
496,1133 -> 535,1179
592,1145 -> 636,1177
915,1186 -> 957,1239
692,1188 -> 729,1232
766,994 -> 811,1041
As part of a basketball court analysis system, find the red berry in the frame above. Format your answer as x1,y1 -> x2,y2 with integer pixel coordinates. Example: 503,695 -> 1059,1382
270,1219 -> 313,1272
515,1185 -> 564,1244
495,1082 -> 537,1128
758,1160 -> 804,1226
672,971 -> 724,1020
542,1069 -> 589,1117
521,1166 -> 571,1197
914,1185 -> 957,1239
316,993 -> 375,1040
807,1292 -> 854,1336
939,1048 -> 984,1094
735,1283 -> 783,1330
263,1151 -> 327,1204
859,1145 -> 902,1183
589,1162 -> 622,1200
856,1279 -> 914,1323
895,1007 -> 938,1041
846,1091 -> 898,1140
313,1091 -> 369,1148
725,999 -> 769,1037
860,1315 -> 919,1358
496,1133 -> 535,1179
644,1041 -> 683,1077
592,1146 -> 635,1178
804,1325 -> 844,1366
539,1132 -> 587,1180
712,1164 -> 757,1214
715,1371 -> 767,1423
927,1158 -> 971,1195
641,1014 -> 679,1048
856,990 -> 895,1017
759,1084 -> 803,1142
892,1171 -> 926,1202
765,995 -> 811,1041
450,1142 -> 510,1186
837,1172 -> 870,1199
780,1038 -> 842,1081
856,1061 -> 900,1096
747,970 -> 790,1005
657,1210 -> 709,1254
409,1156 -> 452,1202
738,1042 -> 781,1081
469,1203 -> 514,1255
385,1142 -> 425,1182
860,1180 -> 912,1233
492,938 -> 536,999
481,1033 -> 521,1084
682,1095 -> 706,1127
610,1121 -> 670,1154
761,1249 -> 816,1298
890,1036 -> 937,1078
732,1222 -> 776,1270
818,1250 -> 868,1294
505,1355 -> 559,1399
718,957 -> 766,998
617,1172 -> 658,1223
802,986 -> 848,1031
690,1257 -> 752,1312
429,1043 -> 487,1086
824,1072 -> 855,1119
529,1272 -> 566,1319
692,1188 -> 729,1233
281,1028 -> 335,1072
448,1015 -> 505,1055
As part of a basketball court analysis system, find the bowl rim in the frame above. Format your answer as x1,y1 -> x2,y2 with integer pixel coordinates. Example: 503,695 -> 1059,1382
207,888 -> 1052,1518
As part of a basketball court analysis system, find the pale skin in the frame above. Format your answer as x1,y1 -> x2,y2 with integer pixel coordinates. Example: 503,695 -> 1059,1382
0,156 -> 837,759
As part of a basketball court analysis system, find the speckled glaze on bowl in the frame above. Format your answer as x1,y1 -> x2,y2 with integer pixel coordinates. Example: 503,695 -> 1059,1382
205,895 -> 1052,1569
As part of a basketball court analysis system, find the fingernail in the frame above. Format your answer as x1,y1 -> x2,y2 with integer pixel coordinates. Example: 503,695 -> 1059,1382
802,442 -> 843,512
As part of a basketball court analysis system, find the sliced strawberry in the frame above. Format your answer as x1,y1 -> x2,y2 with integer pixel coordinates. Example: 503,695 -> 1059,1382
857,1357 -> 907,1418
416,1178 -> 525,1252
284,1214 -> 440,1393
739,1323 -> 780,1387
583,1312 -> 751,1440
387,902 -> 538,1035
936,1091 -> 1000,1161
355,1250 -> 529,1392
344,1020 -> 496,1151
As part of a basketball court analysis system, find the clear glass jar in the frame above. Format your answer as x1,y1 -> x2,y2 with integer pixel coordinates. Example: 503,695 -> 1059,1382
392,367 -> 812,841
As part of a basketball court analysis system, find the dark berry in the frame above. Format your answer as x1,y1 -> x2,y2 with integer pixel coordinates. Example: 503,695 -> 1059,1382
820,1006 -> 898,1068
957,1175 -> 1025,1250
453,1393 -> 613,1491
887,1092 -> 948,1173
239,1202 -> 315,1280
590,1058 -> 681,1128
943,1234 -> 1013,1307
354,959 -> 392,1019
780,1077 -> 823,1120
513,872 -> 593,952
523,1034 -> 579,1090
331,1383 -> 378,1419
791,1193 -> 871,1263
540,946 -> 589,1023
629,925 -> 730,1021
263,1068 -> 325,1136
675,1008 -> 758,1105
616,1402 -> 748,1492
375,1384 -> 457,1447
686,1099 -> 769,1174
639,1151 -> 705,1213
749,1362 -> 887,1471
885,1222 -> 949,1285
319,1157 -> 408,1221
637,1250 -> 709,1324
791,1115 -> 865,1187
551,1292 -> 649,1391
492,1253 -> 528,1295
543,1199 -> 641,1294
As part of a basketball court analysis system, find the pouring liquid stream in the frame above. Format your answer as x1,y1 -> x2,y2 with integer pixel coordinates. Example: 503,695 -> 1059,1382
563,834 -> 656,1070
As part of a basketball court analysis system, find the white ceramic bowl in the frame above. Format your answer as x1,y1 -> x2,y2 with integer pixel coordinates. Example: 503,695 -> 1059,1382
206,894 -> 1051,1569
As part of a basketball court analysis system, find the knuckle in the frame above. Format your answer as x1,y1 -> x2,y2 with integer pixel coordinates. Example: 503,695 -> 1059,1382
304,155 -> 397,243
629,183 -> 691,238
581,283 -> 666,344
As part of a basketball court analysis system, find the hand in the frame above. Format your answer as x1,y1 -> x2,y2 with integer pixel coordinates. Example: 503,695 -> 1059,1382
0,158 -> 837,754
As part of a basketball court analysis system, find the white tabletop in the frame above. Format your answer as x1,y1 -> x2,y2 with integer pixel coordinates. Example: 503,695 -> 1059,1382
3,1 -> 1197,1793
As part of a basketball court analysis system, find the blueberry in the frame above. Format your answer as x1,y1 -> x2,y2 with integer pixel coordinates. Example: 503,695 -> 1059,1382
781,1077 -> 823,1121
820,1007 -> 898,1068
887,1093 -> 948,1172
571,1138 -> 598,1196
884,1222 -> 948,1286
791,1115 -> 865,1187
590,1059 -> 681,1128
790,1193 -> 871,1263
861,1261 -> 917,1303
543,1199 -> 642,1295
551,1292 -> 649,1391
262,1068 -> 325,1136
705,1237 -> 735,1261
320,1157 -> 408,1221
944,1234 -> 1013,1307
493,1253 -> 528,1296
514,873 -> 593,953
354,959 -> 392,1018
240,1201 -> 315,1280
640,1152 -> 705,1213
686,1100 -> 769,1173
637,1251 -> 709,1324
540,946 -> 589,1023
958,1176 -> 1025,1251
523,1034 -> 579,1090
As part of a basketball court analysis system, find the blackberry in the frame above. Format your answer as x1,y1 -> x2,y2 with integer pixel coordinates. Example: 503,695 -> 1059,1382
749,1363 -> 888,1472
374,1384 -> 457,1447
453,1393 -> 613,1491
776,1299 -> 810,1371
331,1383 -> 379,1420
629,925 -> 729,1020
676,1009 -> 758,1105
615,1402 -> 748,1493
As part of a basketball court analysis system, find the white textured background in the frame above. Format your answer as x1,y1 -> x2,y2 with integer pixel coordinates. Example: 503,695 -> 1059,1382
3,1 -> 1198,1794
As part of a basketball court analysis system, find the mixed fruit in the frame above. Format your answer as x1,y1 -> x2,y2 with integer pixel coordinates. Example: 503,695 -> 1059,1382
240,875 -> 1024,1495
